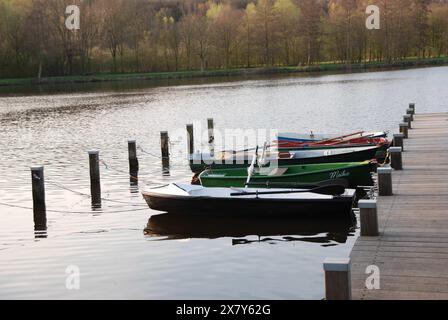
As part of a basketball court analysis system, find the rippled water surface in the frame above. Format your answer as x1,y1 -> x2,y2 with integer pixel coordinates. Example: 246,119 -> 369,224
1,67 -> 447,299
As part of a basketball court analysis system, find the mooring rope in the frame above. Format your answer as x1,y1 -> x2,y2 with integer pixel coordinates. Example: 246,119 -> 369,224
32,172 -> 147,207
0,201 -> 148,214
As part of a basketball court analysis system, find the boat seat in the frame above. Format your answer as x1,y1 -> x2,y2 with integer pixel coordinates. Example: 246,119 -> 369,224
268,167 -> 288,176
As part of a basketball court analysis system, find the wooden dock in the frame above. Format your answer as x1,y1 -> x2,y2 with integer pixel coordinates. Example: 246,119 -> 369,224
350,112 -> 448,299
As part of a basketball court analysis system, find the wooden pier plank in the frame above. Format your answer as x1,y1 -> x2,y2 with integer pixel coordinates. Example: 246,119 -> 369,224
350,113 -> 448,300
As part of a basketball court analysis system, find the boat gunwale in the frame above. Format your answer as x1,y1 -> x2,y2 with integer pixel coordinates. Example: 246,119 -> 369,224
141,191 -> 355,202
199,161 -> 375,180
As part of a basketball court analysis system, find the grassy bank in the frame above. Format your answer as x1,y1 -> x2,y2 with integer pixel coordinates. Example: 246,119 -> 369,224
1,56 -> 447,87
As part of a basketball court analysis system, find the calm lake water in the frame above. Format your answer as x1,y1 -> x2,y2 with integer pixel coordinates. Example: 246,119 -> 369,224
0,66 -> 447,299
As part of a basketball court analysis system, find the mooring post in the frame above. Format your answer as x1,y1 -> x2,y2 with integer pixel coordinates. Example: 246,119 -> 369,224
377,167 -> 393,196
390,147 -> 403,170
128,140 -> 139,185
323,258 -> 351,300
207,118 -> 214,144
393,133 -> 404,151
359,199 -> 379,236
31,166 -> 47,231
160,131 -> 170,170
403,115 -> 412,129
88,150 -> 101,208
399,122 -> 408,139
409,103 -> 415,113
186,124 -> 194,156
406,109 -> 414,121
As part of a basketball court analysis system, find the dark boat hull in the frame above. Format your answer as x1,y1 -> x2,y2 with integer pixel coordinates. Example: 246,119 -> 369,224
142,193 -> 355,217
189,145 -> 387,173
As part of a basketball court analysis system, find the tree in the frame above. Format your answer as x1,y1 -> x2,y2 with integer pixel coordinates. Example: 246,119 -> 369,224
207,3 -> 243,68
101,0 -> 129,73
79,0 -> 101,74
241,2 -> 256,67
298,0 -> 325,65
2,0 -> 30,73
413,0 -> 431,57
274,0 -> 300,66
429,2 -> 448,56
180,14 -> 196,70
252,0 -> 278,66
193,5 -> 210,71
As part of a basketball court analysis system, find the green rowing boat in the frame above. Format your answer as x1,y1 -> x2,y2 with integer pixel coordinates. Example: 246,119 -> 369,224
199,161 -> 376,189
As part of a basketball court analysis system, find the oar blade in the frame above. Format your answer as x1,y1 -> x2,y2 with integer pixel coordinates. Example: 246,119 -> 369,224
311,185 -> 346,196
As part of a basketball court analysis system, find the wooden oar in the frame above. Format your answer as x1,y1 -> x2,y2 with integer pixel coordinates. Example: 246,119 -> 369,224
312,131 -> 365,145
324,132 -> 378,146
245,178 -> 349,189
231,185 -> 346,197
245,147 -> 258,187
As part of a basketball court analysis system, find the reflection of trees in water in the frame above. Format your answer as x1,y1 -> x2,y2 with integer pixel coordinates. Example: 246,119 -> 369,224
144,212 -> 356,246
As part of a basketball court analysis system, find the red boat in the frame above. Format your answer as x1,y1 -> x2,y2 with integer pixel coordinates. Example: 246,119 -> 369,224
274,131 -> 390,150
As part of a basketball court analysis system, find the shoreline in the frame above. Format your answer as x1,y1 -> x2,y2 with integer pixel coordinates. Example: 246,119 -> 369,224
1,57 -> 447,88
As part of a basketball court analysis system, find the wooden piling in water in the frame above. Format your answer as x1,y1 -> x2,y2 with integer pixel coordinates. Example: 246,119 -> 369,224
390,147 -> 403,170
323,258 -> 351,300
207,118 -> 214,144
186,124 -> 194,156
128,140 -> 139,184
403,115 -> 412,129
377,167 -> 393,196
160,131 -> 170,169
406,109 -> 414,121
399,123 -> 409,138
31,166 -> 47,231
88,150 -> 101,208
409,103 -> 415,113
393,133 -> 404,151
359,199 -> 379,236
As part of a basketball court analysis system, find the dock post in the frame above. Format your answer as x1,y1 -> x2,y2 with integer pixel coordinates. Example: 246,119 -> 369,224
88,150 -> 101,208
186,124 -> 194,156
390,147 -> 403,170
406,109 -> 414,121
399,123 -> 409,139
377,167 -> 393,196
393,133 -> 404,151
31,166 -> 47,231
128,140 -> 139,185
207,118 -> 214,144
323,258 -> 351,300
409,103 -> 415,113
160,131 -> 170,170
359,199 -> 379,236
403,115 -> 412,129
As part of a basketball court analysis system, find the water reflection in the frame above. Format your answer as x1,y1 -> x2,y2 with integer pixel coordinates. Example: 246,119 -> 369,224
129,169 -> 139,187
34,229 -> 48,239
33,209 -> 47,239
144,213 -> 356,246
162,165 -> 170,176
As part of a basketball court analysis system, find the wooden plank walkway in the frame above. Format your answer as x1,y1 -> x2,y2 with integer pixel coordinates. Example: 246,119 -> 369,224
350,112 -> 448,300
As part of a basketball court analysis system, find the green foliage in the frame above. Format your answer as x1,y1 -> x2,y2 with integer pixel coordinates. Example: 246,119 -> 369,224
0,0 -> 447,80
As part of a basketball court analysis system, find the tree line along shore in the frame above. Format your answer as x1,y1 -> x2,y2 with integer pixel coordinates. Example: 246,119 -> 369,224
0,0 -> 447,85
0,56 -> 447,87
